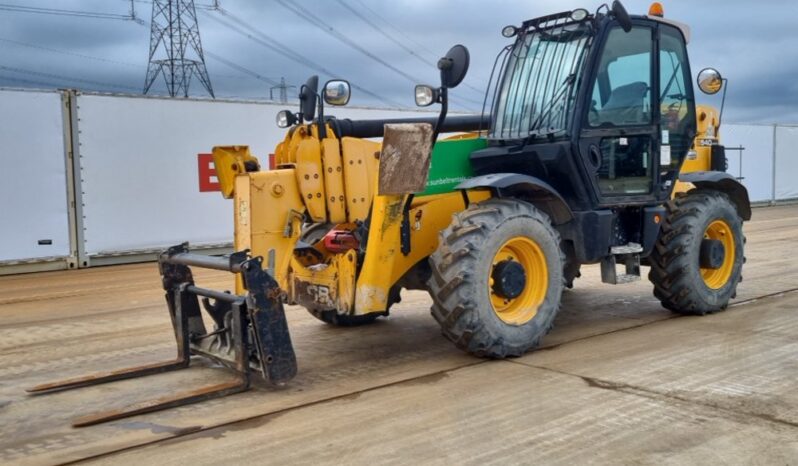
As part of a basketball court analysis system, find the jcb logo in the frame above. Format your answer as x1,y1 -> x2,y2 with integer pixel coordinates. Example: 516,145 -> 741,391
306,284 -> 333,307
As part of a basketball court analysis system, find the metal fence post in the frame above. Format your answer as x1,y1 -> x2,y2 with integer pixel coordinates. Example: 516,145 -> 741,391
61,91 -> 79,270
67,90 -> 90,268
771,124 -> 778,204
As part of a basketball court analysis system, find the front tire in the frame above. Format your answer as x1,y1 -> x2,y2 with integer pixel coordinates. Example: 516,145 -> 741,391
428,199 -> 564,358
648,189 -> 745,315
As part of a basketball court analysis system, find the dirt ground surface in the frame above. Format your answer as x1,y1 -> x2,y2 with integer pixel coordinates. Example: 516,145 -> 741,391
1,204 -> 797,465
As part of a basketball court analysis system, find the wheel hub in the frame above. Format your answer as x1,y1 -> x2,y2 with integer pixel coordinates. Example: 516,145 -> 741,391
699,238 -> 725,269
700,219 -> 736,289
491,260 -> 527,299
488,236 -> 548,325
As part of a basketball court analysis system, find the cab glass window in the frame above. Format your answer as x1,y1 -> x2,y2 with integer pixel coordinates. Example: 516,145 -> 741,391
597,136 -> 653,195
589,26 -> 653,127
659,25 -> 696,166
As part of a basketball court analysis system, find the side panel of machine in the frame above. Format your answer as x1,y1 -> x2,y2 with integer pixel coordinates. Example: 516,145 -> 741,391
0,89 -> 72,269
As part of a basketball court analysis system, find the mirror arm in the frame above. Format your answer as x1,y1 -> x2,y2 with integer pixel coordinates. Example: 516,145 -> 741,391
316,92 -> 327,139
432,87 -> 448,146
718,78 -> 728,130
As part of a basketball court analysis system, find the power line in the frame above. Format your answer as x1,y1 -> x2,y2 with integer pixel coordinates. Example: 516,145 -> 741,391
0,37 -> 142,69
272,0 -> 423,86
0,2 -> 143,23
333,0 -> 488,106
0,65 -> 140,91
0,36 -> 264,82
347,0 -> 440,62
271,0 -> 485,107
204,50 -> 281,87
0,74 -> 67,89
127,0 -> 218,11
346,0 -> 491,88
203,7 -> 405,108
333,0 -> 436,68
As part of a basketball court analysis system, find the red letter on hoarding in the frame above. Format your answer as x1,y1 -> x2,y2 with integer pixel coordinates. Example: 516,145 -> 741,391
198,153 -> 220,192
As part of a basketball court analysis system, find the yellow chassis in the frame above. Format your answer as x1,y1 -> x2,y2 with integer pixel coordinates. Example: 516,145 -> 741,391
214,124 -> 488,316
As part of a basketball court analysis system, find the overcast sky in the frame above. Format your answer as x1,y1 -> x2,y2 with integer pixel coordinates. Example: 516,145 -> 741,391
1,0 -> 797,123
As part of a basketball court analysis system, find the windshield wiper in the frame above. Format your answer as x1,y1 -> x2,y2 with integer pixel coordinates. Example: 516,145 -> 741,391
527,72 -> 576,136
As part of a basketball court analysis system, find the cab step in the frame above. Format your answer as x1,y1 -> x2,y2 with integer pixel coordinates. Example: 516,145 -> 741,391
601,242 -> 643,284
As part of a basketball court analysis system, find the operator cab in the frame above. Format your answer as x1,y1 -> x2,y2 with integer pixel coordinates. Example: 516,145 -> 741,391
475,2 -> 697,211
461,1 -> 717,268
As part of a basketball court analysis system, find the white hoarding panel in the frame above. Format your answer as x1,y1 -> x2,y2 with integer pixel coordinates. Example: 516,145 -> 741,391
722,124 -> 774,203
0,89 -> 70,263
775,126 -> 798,201
75,93 -> 432,257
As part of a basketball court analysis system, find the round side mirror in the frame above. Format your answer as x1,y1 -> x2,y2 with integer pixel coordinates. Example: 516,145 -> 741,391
299,75 -> 318,122
697,68 -> 723,95
611,1 -> 632,32
438,44 -> 470,89
323,79 -> 351,106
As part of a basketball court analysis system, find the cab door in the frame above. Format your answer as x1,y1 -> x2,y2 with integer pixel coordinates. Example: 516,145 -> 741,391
657,24 -> 697,195
577,21 -> 696,207
578,22 -> 659,206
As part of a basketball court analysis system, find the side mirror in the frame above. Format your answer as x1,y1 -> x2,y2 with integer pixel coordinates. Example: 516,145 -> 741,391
299,75 -> 319,122
438,44 -> 470,89
697,68 -> 723,95
611,1 -> 632,32
415,84 -> 439,107
323,79 -> 351,106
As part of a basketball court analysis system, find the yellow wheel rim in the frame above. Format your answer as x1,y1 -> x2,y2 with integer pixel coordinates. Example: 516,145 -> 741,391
488,237 -> 548,325
701,219 -> 735,289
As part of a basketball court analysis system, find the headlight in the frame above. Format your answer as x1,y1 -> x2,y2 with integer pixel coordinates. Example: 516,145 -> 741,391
414,84 -> 437,107
276,110 -> 296,128
501,25 -> 518,38
570,9 -> 589,21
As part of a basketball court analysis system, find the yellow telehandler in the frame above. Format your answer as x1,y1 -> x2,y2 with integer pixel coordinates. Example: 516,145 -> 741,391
31,1 -> 749,426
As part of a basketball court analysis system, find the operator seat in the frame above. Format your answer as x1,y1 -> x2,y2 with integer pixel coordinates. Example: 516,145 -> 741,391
597,82 -> 648,126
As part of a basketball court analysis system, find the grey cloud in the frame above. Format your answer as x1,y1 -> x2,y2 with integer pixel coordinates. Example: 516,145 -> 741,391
0,0 -> 796,123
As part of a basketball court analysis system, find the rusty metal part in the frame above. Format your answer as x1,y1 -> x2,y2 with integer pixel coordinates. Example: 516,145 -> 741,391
25,360 -> 188,395
72,380 -> 248,427
378,123 -> 434,195
25,242 -> 297,427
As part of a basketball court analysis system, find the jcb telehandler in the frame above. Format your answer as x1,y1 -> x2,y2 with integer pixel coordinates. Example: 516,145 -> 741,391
31,1 -> 749,426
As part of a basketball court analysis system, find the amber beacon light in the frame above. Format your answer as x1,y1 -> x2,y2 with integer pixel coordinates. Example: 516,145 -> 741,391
649,2 -> 664,17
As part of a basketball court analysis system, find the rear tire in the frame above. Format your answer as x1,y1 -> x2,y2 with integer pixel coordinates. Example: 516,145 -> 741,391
648,189 -> 745,315
428,199 -> 564,358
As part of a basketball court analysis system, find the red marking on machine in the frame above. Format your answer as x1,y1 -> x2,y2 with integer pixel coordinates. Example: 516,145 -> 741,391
198,153 -> 220,192
323,230 -> 359,253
